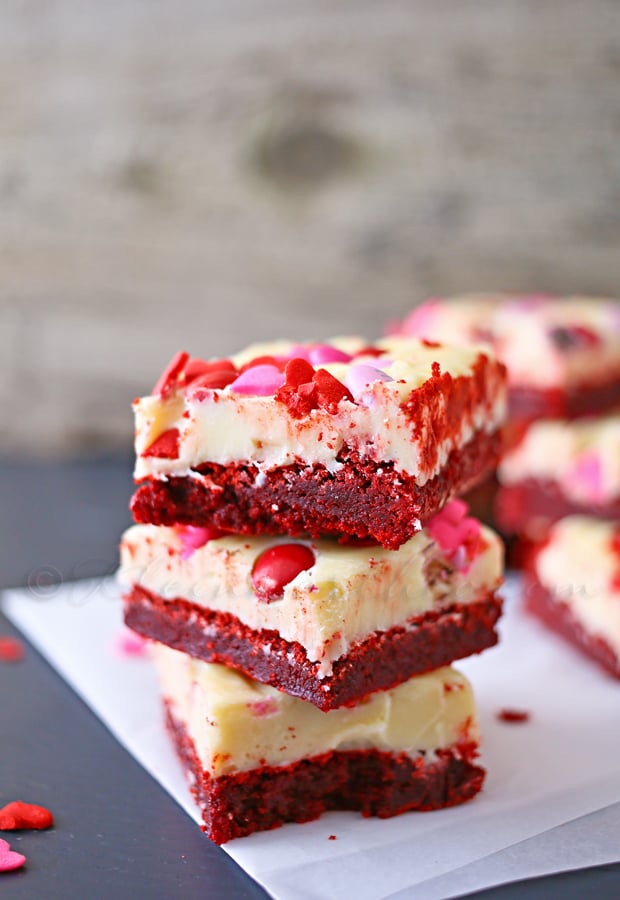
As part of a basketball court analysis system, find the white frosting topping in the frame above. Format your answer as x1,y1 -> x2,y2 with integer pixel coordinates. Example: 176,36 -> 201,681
400,294 -> 620,390
534,516 -> 620,654
151,643 -> 479,776
499,415 -> 620,504
119,523 -> 503,676
133,336 -> 505,484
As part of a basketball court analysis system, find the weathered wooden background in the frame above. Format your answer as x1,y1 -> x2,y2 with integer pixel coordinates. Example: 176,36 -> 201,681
2,0 -> 620,454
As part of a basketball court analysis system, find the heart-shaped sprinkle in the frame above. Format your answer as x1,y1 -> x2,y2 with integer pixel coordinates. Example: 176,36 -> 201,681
114,628 -> 148,657
0,839 -> 26,872
185,358 -> 236,383
313,369 -> 354,410
251,544 -> 316,602
0,637 -> 25,663
229,364 -> 286,396
426,500 -> 482,573
239,355 -> 285,374
0,802 -> 53,831
308,344 -> 352,365
185,369 -> 238,394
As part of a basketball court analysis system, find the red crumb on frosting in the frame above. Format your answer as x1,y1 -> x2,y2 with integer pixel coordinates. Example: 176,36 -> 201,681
496,708 -> 530,724
0,636 -> 25,663
0,838 -> 26,872
0,801 -> 54,831
141,428 -> 181,459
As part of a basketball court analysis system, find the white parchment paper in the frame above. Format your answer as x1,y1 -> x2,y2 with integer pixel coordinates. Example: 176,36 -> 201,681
3,575 -> 619,899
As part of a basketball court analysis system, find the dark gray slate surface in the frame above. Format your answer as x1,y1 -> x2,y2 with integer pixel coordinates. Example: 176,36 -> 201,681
0,457 -> 618,898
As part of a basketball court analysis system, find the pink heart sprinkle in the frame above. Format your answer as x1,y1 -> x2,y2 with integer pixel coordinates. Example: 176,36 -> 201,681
426,500 -> 482,573
114,628 -> 148,657
397,298 -> 442,336
0,838 -> 26,873
345,364 -> 393,401
309,344 -> 352,365
229,364 -> 286,396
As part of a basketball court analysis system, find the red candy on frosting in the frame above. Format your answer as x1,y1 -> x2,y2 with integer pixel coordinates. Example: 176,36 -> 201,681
0,801 -> 53,831
251,544 -> 316,602
151,351 -> 190,399
141,428 -> 180,459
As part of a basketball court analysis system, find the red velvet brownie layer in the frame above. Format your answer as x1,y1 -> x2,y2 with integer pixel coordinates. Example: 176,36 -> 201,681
165,703 -> 484,844
508,380 -> 620,423
496,480 -> 620,538
124,584 -> 502,710
131,430 -> 502,549
524,517 -> 620,678
132,338 -> 506,549
524,577 -> 620,679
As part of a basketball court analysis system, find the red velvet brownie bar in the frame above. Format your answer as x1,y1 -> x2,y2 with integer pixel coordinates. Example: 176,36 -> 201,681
496,414 -> 620,539
130,338 -> 506,549
151,643 -> 485,843
524,516 -> 620,678
396,294 -> 620,425
120,500 -> 503,710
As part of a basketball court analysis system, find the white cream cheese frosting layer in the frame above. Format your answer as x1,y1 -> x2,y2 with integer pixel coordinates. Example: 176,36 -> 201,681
133,337 -> 506,484
399,294 -> 620,390
119,523 -> 503,677
499,415 -> 620,504
152,643 -> 478,776
534,516 -> 620,653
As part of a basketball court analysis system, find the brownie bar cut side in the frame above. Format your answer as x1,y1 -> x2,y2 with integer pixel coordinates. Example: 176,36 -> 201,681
496,479 -> 620,537
508,379 -> 620,423
524,575 -> 620,680
124,584 -> 503,710
131,430 -> 502,549
164,702 -> 485,844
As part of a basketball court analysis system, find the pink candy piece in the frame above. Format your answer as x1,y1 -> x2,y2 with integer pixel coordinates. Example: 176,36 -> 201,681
571,452 -> 604,503
0,838 -> 26,873
115,628 -> 148,658
397,298 -> 442,337
308,344 -> 352,365
426,500 -> 482,573
177,525 -> 223,560
229,364 -> 286,396
280,344 -> 312,363
345,364 -> 393,401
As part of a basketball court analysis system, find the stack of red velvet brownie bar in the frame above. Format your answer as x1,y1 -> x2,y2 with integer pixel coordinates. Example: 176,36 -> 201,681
396,294 -> 620,679
119,336 -> 508,842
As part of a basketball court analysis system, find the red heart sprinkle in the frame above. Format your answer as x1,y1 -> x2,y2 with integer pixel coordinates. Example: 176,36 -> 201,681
151,351 -> 190,399
313,368 -> 354,410
0,839 -> 26,873
0,802 -> 53,831
0,637 -> 25,663
284,357 -> 316,387
251,544 -> 316,602
141,428 -> 181,459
